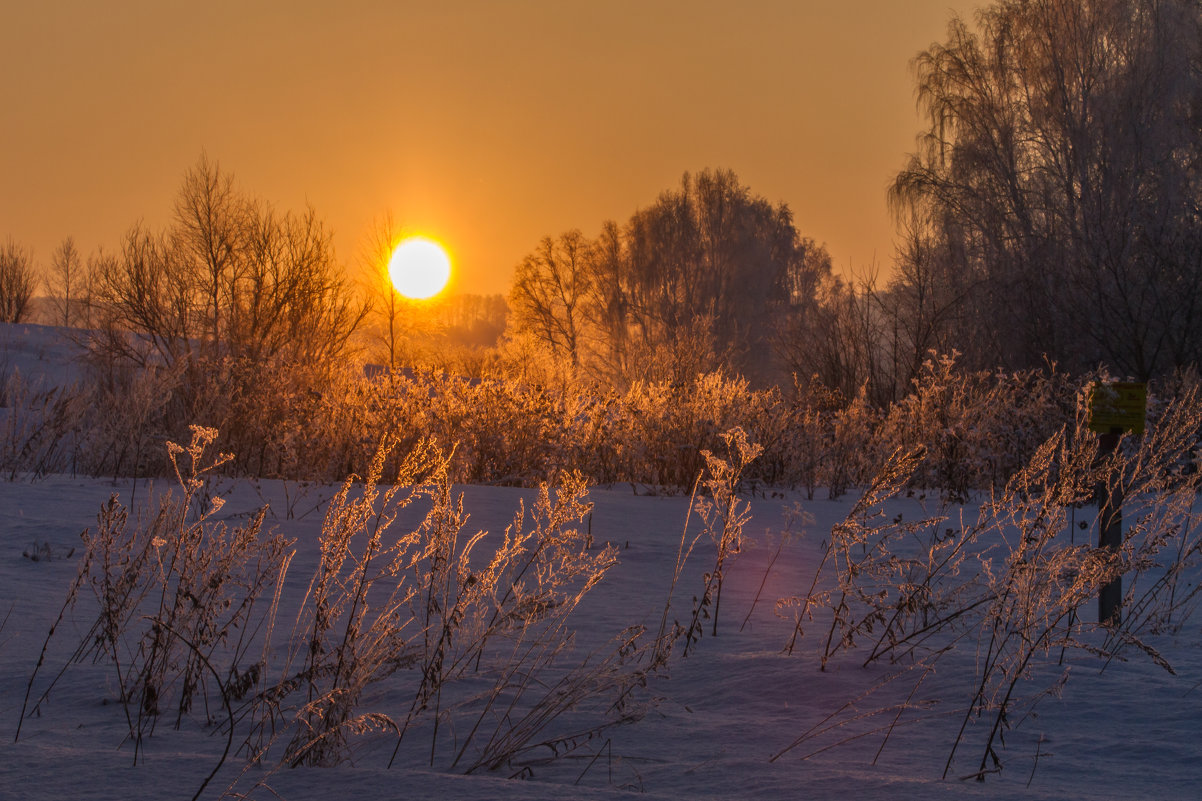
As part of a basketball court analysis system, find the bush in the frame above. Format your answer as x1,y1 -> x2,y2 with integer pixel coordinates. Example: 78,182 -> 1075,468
20,427 -> 653,792
776,384 -> 1202,779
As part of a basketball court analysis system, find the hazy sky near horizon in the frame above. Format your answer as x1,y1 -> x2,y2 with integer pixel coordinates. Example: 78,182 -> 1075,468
2,1 -> 980,295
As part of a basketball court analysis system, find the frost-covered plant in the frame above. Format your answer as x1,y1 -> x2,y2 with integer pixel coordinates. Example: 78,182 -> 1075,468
876,352 -> 1076,498
75,357 -> 180,482
647,426 -> 762,667
822,386 -> 880,499
235,436 -> 633,777
780,378 -> 845,500
681,427 -> 762,654
17,332 -> 1115,502
610,371 -> 757,490
779,382 -> 1202,781
18,425 -> 290,768
24,426 -> 648,792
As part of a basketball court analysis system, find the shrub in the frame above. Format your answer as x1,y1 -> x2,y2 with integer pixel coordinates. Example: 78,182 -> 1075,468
777,383 -> 1202,779
21,426 -> 654,792
18,426 -> 290,775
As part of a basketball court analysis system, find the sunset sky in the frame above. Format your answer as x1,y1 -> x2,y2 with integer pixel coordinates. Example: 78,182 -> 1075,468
2,0 -> 980,296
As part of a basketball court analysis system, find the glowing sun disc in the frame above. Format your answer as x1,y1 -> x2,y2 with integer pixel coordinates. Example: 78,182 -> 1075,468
388,237 -> 451,299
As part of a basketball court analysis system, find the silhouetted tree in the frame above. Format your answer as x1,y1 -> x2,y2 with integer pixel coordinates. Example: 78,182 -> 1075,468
173,153 -> 250,357
508,170 -> 830,387
877,210 -> 977,395
94,156 -> 366,371
94,225 -> 196,366
585,220 -> 633,380
358,212 -> 408,371
0,239 -> 37,324
509,230 -> 593,368
620,170 -> 826,385
439,293 -> 507,348
891,0 -> 1202,378
45,236 -> 92,328
782,271 -> 890,403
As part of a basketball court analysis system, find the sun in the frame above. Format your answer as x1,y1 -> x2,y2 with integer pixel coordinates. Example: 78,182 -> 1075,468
388,237 -> 452,300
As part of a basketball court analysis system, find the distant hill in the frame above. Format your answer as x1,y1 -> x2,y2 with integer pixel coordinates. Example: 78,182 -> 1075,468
0,321 -> 88,391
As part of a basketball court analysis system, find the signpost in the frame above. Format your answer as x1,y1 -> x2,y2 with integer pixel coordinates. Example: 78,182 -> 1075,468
1087,382 -> 1147,436
1086,382 -> 1147,625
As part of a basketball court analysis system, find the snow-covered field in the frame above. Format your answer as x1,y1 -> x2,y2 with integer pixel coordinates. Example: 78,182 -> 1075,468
2,475 -> 1200,800
1,322 -> 1200,800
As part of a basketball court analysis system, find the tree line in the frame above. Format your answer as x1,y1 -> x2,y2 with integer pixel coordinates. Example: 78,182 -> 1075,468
886,0 -> 1202,386
0,157 -> 504,383
508,169 -> 831,388
508,0 -> 1202,398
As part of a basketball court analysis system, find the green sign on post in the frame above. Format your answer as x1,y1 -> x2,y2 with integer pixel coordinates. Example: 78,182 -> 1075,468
1086,381 -> 1146,626
1087,381 -> 1147,435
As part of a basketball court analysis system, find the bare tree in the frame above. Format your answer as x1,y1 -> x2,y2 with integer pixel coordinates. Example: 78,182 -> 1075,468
612,169 -> 831,386
584,220 -> 632,381
0,239 -> 38,324
78,248 -> 113,330
172,152 -> 251,357
234,203 -> 367,366
877,209 -> 980,393
94,156 -> 367,371
45,236 -> 85,328
890,0 -> 1202,378
358,212 -> 406,371
437,293 -> 507,348
94,225 -> 197,366
781,269 -> 896,404
506,170 -> 831,388
509,230 -> 593,369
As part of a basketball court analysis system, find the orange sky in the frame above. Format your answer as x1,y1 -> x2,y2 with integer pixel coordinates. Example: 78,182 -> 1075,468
2,1 -> 981,296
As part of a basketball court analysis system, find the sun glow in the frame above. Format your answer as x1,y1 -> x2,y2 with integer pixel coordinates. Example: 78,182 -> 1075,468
388,237 -> 452,300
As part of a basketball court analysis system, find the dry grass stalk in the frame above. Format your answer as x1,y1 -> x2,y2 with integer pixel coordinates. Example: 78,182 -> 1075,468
18,426 -> 290,766
682,427 -> 761,655
780,382 -> 1202,781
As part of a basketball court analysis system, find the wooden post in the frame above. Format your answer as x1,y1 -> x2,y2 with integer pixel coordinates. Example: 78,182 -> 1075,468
1087,382 -> 1144,627
1097,431 -> 1122,626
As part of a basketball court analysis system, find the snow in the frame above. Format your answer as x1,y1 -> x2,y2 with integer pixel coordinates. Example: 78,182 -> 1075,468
0,322 -> 88,389
3,477 -> 1200,800
1,323 -> 1200,800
